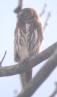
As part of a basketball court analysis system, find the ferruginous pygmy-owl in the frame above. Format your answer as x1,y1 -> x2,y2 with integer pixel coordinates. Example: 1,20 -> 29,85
14,7 -> 43,88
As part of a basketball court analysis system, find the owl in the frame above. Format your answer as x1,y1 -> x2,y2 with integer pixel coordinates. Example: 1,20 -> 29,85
14,7 -> 43,88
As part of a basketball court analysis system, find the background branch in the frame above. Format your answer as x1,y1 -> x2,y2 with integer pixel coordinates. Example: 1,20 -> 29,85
44,12 -> 51,29
18,0 -> 23,9
0,51 -> 7,66
40,3 -> 47,17
49,82 -> 57,97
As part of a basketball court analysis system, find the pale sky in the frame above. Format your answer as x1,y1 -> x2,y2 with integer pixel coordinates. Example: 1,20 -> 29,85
0,0 -> 57,97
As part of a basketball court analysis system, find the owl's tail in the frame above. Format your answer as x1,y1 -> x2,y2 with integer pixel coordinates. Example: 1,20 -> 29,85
20,69 -> 32,89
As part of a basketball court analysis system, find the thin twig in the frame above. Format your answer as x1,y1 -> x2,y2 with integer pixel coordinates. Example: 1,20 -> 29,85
44,12 -> 51,29
0,51 -> 7,66
40,3 -> 47,17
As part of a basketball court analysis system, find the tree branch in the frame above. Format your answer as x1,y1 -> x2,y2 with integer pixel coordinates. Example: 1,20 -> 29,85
40,3 -> 47,17
0,42 -> 57,77
18,0 -> 23,9
49,82 -> 57,97
0,51 -> 7,66
17,49 -> 57,97
44,12 -> 51,29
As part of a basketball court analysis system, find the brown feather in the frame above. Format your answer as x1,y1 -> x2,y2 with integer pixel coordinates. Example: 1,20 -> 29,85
14,8 -> 43,89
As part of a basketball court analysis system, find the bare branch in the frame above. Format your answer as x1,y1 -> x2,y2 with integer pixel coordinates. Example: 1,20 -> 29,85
44,12 -> 51,29
40,3 -> 47,17
55,82 -> 57,92
0,42 -> 57,77
0,51 -> 7,66
14,0 -> 23,13
0,64 -> 20,77
17,49 -> 57,97
49,82 -> 57,97
18,0 -> 23,9
49,91 -> 57,97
